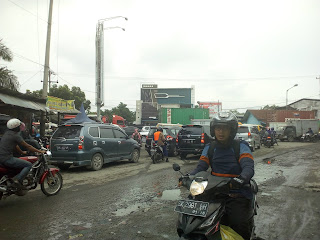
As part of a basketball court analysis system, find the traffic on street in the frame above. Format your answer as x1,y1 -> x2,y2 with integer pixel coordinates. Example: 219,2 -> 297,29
0,141 -> 319,240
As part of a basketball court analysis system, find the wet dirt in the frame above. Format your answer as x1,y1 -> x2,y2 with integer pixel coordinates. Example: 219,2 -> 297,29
0,141 -> 319,240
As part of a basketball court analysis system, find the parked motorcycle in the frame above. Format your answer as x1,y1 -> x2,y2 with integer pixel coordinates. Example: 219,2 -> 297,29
150,140 -> 166,164
301,133 -> 317,143
173,163 -> 259,240
0,151 -> 63,200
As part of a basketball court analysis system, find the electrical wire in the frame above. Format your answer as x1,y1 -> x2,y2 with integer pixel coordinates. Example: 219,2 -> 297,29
12,52 -> 44,67
20,71 -> 42,86
6,0 -> 48,23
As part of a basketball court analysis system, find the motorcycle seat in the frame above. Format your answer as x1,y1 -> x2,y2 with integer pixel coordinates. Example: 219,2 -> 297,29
19,156 -> 38,163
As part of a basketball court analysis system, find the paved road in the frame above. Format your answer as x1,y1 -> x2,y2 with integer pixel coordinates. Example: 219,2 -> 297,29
0,142 -> 319,240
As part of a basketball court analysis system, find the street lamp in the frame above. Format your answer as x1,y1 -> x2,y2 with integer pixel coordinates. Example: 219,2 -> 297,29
95,16 -> 127,121
286,84 -> 298,111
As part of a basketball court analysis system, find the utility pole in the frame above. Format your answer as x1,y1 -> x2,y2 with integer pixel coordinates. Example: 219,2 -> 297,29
317,76 -> 320,98
40,0 -> 53,137
95,17 -> 127,121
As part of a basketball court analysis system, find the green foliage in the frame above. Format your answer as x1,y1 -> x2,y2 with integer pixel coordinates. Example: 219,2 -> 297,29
101,102 -> 135,123
26,84 -> 91,112
0,67 -> 19,91
0,40 -> 19,91
262,104 -> 279,110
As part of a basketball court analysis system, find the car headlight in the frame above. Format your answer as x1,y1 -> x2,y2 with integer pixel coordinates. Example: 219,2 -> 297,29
190,180 -> 208,196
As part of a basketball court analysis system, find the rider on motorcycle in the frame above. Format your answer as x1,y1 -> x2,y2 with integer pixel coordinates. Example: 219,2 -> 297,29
153,127 -> 168,162
306,128 -> 314,135
132,128 -> 142,144
190,112 -> 255,240
0,118 -> 46,189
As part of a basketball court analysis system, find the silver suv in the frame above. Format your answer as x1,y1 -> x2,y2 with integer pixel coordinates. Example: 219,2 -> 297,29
235,125 -> 261,152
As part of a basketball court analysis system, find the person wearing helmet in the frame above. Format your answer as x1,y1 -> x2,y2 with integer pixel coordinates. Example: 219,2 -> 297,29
0,118 -> 46,189
153,127 -> 168,162
189,112 -> 255,240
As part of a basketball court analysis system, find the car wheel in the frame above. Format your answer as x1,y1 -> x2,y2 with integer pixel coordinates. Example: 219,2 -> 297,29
288,135 -> 295,142
87,153 -> 104,171
130,149 -> 140,163
250,143 -> 255,152
257,142 -> 261,149
170,145 -> 179,157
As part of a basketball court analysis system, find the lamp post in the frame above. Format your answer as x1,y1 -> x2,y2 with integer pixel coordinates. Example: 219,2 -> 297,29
286,84 -> 298,111
95,16 -> 127,121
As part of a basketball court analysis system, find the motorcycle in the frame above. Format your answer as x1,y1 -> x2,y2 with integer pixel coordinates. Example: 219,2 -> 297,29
0,151 -> 63,200
173,163 -> 259,240
301,133 -> 317,143
150,140 -> 166,164
265,136 -> 273,148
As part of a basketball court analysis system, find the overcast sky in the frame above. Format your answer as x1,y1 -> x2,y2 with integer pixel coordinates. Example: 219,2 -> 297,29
1,0 -> 320,113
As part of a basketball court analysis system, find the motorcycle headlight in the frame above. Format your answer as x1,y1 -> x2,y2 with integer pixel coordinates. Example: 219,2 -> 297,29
190,180 -> 208,196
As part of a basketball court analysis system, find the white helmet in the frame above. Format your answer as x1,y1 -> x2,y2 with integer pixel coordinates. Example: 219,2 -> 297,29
7,118 -> 21,129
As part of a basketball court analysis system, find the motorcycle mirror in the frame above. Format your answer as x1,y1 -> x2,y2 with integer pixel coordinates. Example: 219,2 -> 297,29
172,163 -> 180,171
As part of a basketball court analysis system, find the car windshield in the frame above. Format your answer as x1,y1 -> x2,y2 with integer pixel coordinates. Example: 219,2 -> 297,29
180,126 -> 202,135
52,126 -> 82,139
237,127 -> 249,133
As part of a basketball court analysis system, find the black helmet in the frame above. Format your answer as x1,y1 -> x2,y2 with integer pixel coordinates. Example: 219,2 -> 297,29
210,112 -> 238,140
157,127 -> 163,132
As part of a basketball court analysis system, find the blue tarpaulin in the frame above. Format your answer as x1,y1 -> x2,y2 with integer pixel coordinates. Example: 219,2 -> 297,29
64,103 -> 96,124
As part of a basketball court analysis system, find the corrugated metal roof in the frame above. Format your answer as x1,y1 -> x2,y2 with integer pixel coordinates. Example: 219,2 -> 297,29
0,93 -> 46,111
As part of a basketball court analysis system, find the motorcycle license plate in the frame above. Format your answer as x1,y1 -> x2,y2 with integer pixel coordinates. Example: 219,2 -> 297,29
174,200 -> 209,217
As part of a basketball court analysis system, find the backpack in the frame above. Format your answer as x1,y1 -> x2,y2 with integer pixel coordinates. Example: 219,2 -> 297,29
207,139 -> 241,162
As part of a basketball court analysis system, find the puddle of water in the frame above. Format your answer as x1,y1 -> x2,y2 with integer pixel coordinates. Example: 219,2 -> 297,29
113,202 -> 148,217
159,189 -> 181,201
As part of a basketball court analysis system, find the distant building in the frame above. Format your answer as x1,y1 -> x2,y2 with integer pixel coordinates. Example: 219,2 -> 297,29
197,101 -> 222,118
288,98 -> 320,119
242,109 -> 316,126
136,84 -> 195,125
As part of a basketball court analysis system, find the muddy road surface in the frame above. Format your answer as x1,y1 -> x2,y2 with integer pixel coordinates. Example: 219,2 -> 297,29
0,142 -> 319,240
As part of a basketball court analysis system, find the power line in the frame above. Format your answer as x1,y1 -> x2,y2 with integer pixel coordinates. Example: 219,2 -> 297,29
20,70 -> 42,86
7,0 -> 48,23
12,52 -> 44,67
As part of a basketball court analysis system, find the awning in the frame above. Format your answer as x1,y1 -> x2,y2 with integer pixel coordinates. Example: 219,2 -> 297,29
0,93 -> 46,111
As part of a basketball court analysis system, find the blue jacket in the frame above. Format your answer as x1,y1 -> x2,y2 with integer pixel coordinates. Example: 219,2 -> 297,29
190,141 -> 254,198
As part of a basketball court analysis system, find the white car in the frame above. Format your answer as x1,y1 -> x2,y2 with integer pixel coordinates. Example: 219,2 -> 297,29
139,126 -> 152,141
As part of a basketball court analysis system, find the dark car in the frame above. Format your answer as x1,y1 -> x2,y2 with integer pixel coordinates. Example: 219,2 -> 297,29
145,126 -> 181,157
49,123 -> 140,171
122,126 -> 139,137
177,124 -> 211,159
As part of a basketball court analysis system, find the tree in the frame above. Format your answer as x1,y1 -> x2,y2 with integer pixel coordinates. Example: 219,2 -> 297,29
0,39 -> 19,91
101,102 -> 135,123
262,104 -> 280,110
26,84 -> 91,112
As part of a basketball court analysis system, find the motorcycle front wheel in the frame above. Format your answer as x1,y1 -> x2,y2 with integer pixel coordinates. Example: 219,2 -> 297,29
41,172 -> 63,196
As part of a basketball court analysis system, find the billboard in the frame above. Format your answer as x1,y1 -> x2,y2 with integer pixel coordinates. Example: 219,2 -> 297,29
46,96 -> 75,111
198,102 -> 222,118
